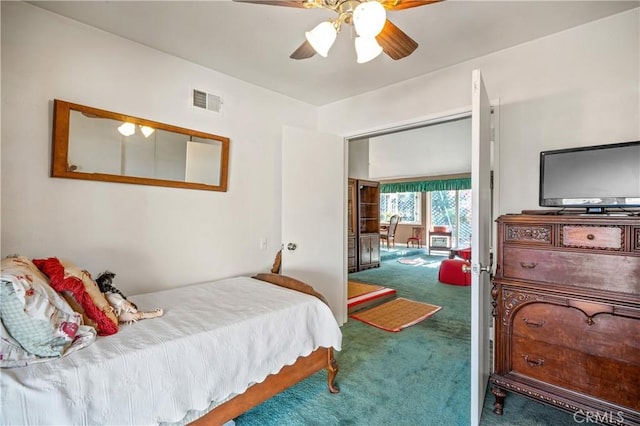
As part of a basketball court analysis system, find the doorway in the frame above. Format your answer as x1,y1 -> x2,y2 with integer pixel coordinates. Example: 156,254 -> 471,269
344,115 -> 476,423
280,71 -> 495,425
347,94 -> 498,424
348,114 -> 472,265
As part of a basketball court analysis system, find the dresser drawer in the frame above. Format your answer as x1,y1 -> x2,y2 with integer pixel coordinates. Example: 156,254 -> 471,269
510,335 -> 640,410
511,302 -> 640,363
561,225 -> 624,251
501,246 -> 640,294
504,223 -> 553,246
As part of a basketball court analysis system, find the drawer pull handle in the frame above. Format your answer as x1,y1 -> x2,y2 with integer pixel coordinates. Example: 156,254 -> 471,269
523,355 -> 545,367
586,234 -> 595,240
519,262 -> 537,269
522,317 -> 545,328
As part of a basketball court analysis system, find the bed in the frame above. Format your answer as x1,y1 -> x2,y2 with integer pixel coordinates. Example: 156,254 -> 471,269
0,270 -> 342,425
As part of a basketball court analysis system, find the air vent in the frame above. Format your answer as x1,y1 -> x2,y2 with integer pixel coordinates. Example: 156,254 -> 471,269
192,89 -> 223,114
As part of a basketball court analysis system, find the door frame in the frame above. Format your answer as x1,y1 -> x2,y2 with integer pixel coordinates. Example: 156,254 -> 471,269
341,100 -> 501,423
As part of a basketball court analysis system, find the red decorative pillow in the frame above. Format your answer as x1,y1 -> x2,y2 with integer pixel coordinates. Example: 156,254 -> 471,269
33,258 -> 118,336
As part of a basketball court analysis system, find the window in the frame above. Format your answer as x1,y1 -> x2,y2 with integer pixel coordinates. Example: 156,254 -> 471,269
380,192 -> 421,224
429,189 -> 471,248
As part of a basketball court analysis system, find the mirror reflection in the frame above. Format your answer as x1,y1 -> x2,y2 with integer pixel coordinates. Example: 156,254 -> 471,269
52,100 -> 230,191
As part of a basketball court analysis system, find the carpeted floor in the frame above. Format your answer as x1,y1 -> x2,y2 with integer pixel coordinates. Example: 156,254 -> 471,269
379,246 -> 429,261
396,256 -> 443,266
233,254 -> 576,426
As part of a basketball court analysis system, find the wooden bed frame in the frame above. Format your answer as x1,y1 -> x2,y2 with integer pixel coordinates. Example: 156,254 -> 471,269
190,272 -> 340,424
190,347 -> 339,425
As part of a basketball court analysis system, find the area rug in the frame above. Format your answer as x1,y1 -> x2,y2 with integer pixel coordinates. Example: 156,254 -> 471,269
397,256 -> 441,266
348,281 -> 384,299
349,297 -> 442,332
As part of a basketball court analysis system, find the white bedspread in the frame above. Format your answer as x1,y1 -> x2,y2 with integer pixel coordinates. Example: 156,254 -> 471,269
0,276 -> 343,425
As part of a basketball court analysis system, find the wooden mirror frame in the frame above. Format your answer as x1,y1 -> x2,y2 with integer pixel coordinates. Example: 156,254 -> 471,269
52,99 -> 230,191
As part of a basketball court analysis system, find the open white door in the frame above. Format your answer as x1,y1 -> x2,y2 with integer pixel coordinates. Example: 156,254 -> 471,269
281,125 -> 346,323
470,69 -> 493,425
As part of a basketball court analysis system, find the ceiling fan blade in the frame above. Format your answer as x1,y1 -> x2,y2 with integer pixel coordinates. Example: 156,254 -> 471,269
376,19 -> 418,60
380,0 -> 443,11
290,40 -> 317,60
232,0 -> 307,8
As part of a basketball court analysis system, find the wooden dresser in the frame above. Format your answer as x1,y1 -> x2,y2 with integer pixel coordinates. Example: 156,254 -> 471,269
490,213 -> 640,425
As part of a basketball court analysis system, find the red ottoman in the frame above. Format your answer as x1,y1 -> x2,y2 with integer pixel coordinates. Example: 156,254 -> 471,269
438,259 -> 471,286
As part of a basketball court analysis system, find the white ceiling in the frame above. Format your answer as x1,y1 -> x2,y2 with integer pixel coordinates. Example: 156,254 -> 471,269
29,0 -> 639,106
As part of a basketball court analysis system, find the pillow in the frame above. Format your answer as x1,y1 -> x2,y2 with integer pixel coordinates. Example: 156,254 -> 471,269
59,290 -> 96,329
0,314 -> 42,368
0,256 -> 84,359
33,258 -> 118,336
0,291 -> 97,369
60,259 -> 120,330
252,273 -> 329,306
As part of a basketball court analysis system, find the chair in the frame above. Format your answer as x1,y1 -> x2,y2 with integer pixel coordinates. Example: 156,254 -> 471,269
380,215 -> 400,249
406,226 -> 423,248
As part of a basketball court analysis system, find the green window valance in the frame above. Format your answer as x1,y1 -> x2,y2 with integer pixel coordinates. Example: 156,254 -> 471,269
380,178 -> 471,193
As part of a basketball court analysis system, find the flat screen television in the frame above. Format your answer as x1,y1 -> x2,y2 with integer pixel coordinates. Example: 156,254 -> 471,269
539,141 -> 640,213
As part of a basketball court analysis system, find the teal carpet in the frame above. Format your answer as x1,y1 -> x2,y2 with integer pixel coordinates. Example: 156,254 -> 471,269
234,253 -> 576,426
379,246 -> 429,261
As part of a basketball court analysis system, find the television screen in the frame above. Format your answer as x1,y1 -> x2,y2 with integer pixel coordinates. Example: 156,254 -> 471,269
539,141 -> 640,212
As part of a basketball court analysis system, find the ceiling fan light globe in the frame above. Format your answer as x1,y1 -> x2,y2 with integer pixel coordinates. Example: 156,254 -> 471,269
355,36 -> 383,63
305,21 -> 337,57
353,1 -> 386,38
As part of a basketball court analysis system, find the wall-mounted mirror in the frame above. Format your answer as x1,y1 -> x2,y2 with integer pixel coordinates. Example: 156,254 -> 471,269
52,99 -> 230,191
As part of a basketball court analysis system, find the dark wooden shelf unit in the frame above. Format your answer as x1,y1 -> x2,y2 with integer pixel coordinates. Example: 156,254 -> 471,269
347,179 -> 357,273
490,213 -> 640,426
355,179 -> 380,271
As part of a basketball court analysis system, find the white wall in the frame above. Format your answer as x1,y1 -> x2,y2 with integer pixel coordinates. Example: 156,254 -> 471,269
367,118 -> 471,180
320,9 -> 640,215
347,138 -> 369,179
1,2 -> 317,295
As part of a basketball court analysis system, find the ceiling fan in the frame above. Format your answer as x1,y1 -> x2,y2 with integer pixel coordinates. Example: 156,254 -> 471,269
233,0 -> 442,63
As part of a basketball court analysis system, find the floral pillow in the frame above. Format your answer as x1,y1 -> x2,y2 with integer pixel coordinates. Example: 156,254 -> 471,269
0,256 -> 87,363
